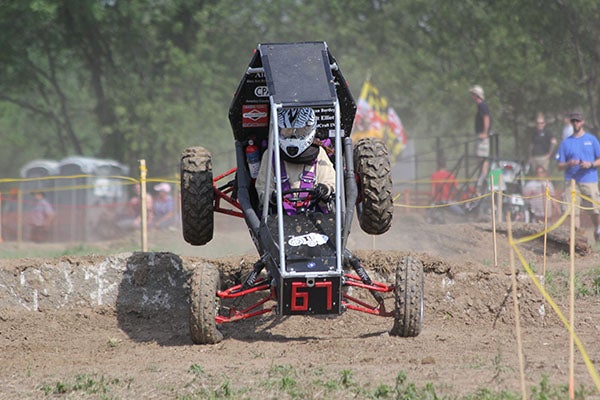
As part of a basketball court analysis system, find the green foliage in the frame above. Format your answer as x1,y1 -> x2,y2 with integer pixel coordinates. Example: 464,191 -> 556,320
340,368 -> 354,387
529,375 -> 593,400
592,275 -> 600,296
216,380 -> 232,398
43,368 -> 598,399
1,0 -> 600,179
390,371 -> 441,399
40,374 -> 125,396
188,364 -> 204,376
543,268 -> 600,298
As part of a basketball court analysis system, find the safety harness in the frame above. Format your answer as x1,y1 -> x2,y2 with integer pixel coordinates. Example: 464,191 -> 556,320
278,157 -> 317,215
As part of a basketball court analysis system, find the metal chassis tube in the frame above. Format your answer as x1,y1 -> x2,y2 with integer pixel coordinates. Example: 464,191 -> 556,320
212,167 -> 244,218
342,274 -> 395,317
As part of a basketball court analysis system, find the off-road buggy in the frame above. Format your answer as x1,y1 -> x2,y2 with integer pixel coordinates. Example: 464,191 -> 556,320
180,42 -> 424,344
488,159 -> 530,223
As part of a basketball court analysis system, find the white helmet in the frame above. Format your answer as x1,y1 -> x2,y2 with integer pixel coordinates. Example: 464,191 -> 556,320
278,107 -> 317,158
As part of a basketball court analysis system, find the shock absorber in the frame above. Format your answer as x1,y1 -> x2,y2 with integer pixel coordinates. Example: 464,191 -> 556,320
240,257 -> 266,291
346,251 -> 385,305
347,251 -> 372,285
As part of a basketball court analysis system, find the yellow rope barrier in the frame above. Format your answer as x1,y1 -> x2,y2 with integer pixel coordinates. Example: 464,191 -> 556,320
390,181 -> 600,393
504,185 -> 600,393
2,172 -> 599,391
507,215 -> 527,399
392,191 -> 490,208
0,175 -> 179,196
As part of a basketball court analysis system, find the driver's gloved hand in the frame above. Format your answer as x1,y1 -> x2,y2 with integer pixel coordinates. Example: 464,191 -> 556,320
314,183 -> 331,201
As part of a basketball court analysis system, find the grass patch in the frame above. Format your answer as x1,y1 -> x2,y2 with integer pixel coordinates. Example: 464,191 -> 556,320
41,373 -> 130,397
545,269 -> 600,298
0,242 -> 137,259
43,368 -> 597,399
188,364 -> 204,376
172,367 -> 597,400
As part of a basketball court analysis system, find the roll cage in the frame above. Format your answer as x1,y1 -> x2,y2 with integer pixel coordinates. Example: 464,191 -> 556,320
228,42 -> 357,275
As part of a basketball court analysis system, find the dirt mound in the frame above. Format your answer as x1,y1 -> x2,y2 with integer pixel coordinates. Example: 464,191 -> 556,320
1,215 -> 600,398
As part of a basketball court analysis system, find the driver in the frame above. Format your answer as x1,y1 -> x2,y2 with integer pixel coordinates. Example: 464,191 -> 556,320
255,107 -> 335,214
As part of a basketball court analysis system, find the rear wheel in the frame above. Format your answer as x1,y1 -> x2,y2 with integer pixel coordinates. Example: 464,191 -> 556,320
390,256 -> 424,337
189,263 -> 223,344
181,147 -> 214,245
353,138 -> 393,235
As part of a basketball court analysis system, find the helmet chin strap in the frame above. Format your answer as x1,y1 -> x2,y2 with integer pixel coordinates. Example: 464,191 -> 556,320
281,144 -> 319,164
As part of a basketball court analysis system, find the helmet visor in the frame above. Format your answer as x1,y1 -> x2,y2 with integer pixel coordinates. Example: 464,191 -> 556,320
280,125 -> 314,139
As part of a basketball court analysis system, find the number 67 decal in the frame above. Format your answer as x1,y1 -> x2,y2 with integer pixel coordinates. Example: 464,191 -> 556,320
291,281 -> 333,311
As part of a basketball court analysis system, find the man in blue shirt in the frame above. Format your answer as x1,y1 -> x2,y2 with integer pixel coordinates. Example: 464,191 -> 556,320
555,111 -> 600,242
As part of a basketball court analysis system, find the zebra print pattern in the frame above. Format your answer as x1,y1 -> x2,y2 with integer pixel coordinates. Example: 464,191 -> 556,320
278,107 -> 315,128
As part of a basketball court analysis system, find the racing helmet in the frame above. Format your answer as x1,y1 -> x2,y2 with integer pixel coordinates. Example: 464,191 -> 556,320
278,107 -> 317,158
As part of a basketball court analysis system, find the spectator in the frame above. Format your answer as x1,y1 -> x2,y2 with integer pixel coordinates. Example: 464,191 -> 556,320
562,113 -> 574,140
255,107 -> 335,215
523,166 -> 558,223
28,191 -> 55,242
1,188 -> 19,240
151,182 -> 176,229
426,157 -> 463,223
469,85 -> 492,190
3,188 -> 19,215
528,113 -> 557,172
430,157 -> 458,204
117,183 -> 153,230
555,111 -> 600,241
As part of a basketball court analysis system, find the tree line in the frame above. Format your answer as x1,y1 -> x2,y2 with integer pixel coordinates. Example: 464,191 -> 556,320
0,0 -> 598,179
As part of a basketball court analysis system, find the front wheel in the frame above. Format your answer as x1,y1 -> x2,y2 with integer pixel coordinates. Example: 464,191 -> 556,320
390,256 -> 424,337
353,138 -> 393,235
189,263 -> 223,344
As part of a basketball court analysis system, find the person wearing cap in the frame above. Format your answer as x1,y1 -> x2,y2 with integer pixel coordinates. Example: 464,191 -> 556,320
469,85 -> 492,189
528,113 -> 557,172
555,111 -> 600,241
151,183 -> 176,229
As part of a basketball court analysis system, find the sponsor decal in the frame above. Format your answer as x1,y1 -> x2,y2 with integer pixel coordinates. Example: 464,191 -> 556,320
288,233 -> 329,247
242,104 -> 269,127
254,86 -> 269,97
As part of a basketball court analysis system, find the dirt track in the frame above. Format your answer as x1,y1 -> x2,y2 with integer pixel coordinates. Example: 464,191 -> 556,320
1,212 -> 600,398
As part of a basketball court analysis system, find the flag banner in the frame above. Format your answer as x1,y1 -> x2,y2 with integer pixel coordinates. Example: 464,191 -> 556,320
352,80 -> 407,158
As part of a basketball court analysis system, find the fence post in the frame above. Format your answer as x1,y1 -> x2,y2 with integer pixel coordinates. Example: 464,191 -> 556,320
490,174 -> 498,268
17,189 -> 22,248
498,173 -> 504,223
0,194 -> 3,243
140,160 -> 148,252
465,142 -> 470,181
413,153 -> 419,199
569,179 -> 576,399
